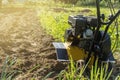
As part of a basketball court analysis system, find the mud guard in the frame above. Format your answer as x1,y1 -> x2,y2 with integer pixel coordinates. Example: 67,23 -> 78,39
53,42 -> 95,68
100,31 -> 115,62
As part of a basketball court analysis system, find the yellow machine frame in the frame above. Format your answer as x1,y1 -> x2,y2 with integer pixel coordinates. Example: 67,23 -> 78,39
64,42 -> 94,68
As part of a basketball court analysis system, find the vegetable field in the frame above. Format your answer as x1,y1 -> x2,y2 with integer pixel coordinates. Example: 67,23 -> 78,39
0,0 -> 120,80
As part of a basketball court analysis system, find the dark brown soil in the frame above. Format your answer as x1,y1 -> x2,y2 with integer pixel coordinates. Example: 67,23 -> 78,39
0,8 -> 67,80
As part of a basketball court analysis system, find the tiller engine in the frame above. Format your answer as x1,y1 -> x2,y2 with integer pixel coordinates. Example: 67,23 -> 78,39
53,0 -> 120,70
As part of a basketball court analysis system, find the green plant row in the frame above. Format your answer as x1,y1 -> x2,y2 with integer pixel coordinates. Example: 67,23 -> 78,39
44,58 -> 115,80
39,10 -> 70,41
38,4 -> 120,50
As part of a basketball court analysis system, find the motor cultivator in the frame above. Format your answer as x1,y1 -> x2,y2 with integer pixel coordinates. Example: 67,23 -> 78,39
53,0 -> 120,70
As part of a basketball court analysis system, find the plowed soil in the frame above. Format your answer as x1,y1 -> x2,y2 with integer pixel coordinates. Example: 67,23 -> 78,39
0,8 -> 66,80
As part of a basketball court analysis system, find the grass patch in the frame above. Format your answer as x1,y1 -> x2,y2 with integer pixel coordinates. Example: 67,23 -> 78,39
39,11 -> 70,41
55,59 -> 113,80
0,56 -> 18,80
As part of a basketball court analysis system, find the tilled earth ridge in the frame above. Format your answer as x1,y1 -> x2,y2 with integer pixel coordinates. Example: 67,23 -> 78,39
0,8 -> 66,80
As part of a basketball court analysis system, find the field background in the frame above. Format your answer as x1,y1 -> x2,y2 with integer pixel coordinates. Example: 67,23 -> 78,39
0,0 -> 120,80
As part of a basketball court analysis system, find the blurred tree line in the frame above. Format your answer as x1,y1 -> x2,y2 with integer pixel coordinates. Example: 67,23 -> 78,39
54,0 -> 120,7
0,0 -> 2,7
0,0 -> 13,6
